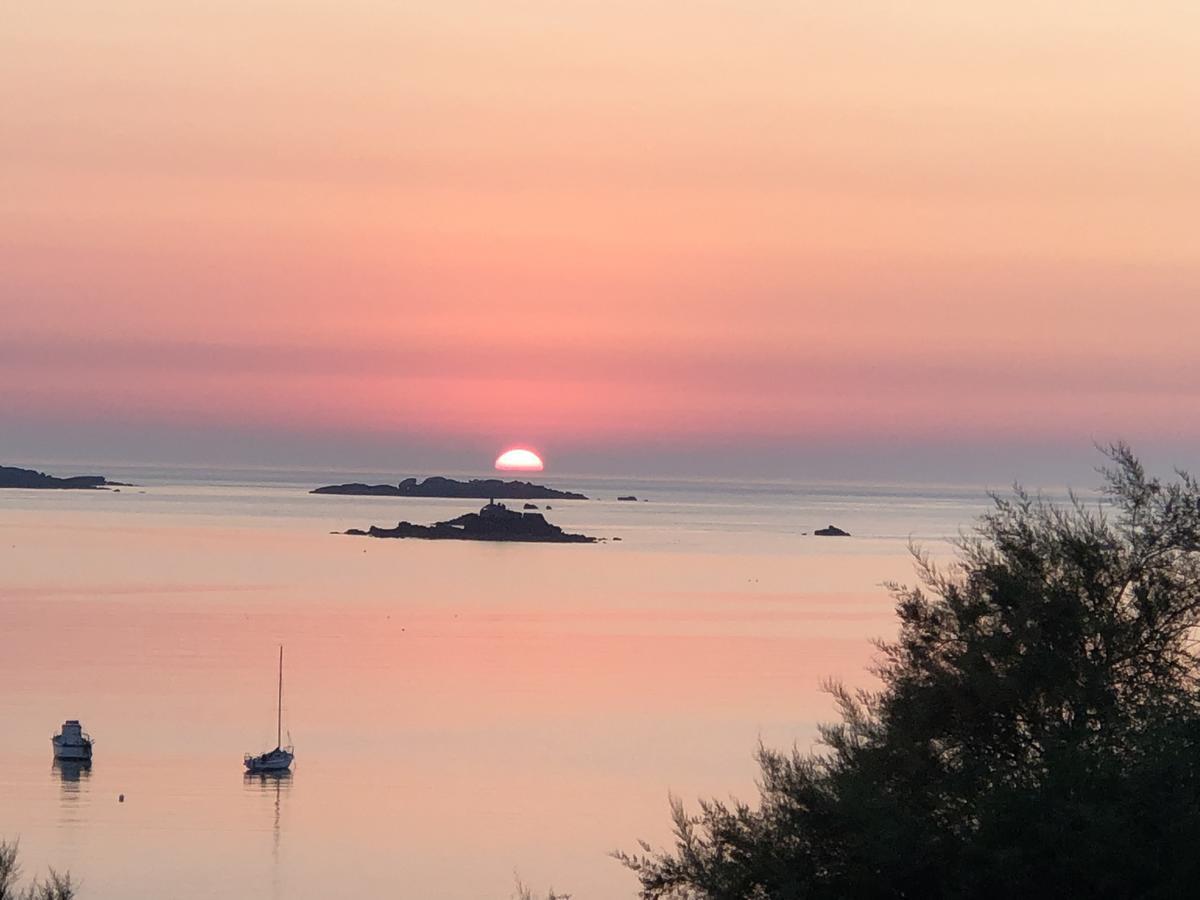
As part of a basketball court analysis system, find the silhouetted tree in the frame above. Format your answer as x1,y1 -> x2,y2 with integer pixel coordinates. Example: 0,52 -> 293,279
0,842 -> 75,900
621,445 -> 1200,898
512,874 -> 571,899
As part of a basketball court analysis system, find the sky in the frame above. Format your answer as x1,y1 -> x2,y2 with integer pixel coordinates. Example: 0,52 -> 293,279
3,2 -> 1199,482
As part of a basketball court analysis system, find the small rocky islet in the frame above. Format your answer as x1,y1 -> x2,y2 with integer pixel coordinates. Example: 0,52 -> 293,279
814,524 -> 851,537
344,500 -> 598,543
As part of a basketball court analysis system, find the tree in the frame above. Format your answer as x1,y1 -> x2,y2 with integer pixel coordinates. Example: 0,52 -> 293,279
0,842 -> 75,900
512,873 -> 571,900
621,445 -> 1200,898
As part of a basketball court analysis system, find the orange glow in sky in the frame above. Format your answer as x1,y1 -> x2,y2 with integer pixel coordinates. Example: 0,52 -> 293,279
3,2 -> 1200,472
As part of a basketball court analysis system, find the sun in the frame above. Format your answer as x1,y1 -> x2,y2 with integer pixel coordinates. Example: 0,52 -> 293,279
495,448 -> 544,472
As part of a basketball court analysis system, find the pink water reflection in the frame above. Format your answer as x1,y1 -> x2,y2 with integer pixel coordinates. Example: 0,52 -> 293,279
0,488 -> 916,898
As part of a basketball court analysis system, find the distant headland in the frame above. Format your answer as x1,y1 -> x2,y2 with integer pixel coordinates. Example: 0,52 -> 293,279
0,465 -> 127,490
345,500 -> 598,543
312,476 -> 588,501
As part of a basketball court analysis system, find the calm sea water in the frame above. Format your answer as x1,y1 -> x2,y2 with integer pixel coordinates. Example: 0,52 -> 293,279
1,467 -> 1009,898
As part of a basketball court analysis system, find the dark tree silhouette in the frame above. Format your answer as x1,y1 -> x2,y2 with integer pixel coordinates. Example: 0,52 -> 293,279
512,877 -> 571,900
621,445 -> 1200,898
0,842 -> 75,900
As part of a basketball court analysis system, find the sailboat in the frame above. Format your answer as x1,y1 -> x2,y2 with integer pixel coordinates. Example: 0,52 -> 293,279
244,646 -> 294,773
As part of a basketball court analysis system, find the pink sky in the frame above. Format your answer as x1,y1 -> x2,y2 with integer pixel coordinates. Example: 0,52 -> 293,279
3,2 -> 1199,477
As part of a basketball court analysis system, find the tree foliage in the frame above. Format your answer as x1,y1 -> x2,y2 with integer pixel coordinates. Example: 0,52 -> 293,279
0,842 -> 75,900
621,446 -> 1200,898
512,874 -> 571,900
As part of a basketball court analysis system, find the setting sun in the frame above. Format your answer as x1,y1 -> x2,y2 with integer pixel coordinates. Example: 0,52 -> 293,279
494,448 -> 544,472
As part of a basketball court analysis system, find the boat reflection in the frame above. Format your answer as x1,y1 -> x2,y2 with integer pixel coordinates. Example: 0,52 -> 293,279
243,769 -> 292,792
53,758 -> 92,787
52,759 -> 92,829
244,769 -> 291,896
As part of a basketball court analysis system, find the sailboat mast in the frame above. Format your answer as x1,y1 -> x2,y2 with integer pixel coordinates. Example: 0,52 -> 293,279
277,645 -> 283,749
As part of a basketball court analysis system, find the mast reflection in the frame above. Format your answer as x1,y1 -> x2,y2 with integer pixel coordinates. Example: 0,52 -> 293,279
244,769 -> 292,898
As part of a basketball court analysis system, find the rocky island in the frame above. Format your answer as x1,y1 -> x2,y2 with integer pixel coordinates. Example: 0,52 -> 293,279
312,476 -> 588,500
0,465 -> 127,490
814,524 -> 851,537
345,501 -> 598,543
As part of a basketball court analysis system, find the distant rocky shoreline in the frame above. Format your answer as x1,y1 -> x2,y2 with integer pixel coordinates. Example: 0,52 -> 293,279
0,465 -> 128,490
313,476 -> 588,500
345,501 -> 598,543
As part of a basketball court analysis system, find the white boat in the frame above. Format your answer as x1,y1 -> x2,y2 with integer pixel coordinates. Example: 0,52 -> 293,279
244,646 -> 294,773
52,720 -> 93,761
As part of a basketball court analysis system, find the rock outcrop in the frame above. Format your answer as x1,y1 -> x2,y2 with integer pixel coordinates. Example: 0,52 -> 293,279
814,525 -> 851,537
313,476 -> 587,500
0,465 -> 125,490
345,501 -> 598,543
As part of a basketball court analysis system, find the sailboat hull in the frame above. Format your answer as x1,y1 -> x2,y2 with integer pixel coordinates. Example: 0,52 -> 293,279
244,748 -> 293,772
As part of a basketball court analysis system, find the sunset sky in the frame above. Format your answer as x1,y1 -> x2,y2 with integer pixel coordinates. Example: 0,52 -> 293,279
4,2 -> 1198,479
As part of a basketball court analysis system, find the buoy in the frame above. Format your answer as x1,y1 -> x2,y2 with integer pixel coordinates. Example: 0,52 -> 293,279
118,794 -> 124,803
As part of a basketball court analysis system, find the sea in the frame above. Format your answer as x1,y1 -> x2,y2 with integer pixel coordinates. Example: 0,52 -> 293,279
0,465 -> 1038,898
